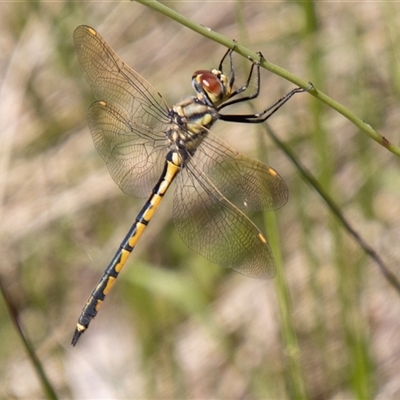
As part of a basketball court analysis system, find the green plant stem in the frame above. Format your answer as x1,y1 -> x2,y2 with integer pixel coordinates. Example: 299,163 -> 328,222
134,0 -> 400,157
0,279 -> 58,400
263,210 -> 307,399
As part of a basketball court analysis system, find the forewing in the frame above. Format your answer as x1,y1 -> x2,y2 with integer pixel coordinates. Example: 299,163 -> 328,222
73,25 -> 169,129
74,25 -> 170,196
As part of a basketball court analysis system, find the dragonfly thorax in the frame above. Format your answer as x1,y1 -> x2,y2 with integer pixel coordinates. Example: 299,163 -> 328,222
167,96 -> 219,156
171,96 -> 218,132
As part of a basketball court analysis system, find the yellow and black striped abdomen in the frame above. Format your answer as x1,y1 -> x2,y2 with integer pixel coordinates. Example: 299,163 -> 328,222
72,151 -> 181,345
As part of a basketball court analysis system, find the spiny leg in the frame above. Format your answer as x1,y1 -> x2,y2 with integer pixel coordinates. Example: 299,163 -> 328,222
218,85 -> 311,124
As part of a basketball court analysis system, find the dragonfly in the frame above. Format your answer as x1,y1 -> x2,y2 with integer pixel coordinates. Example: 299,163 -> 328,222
72,25 -> 307,346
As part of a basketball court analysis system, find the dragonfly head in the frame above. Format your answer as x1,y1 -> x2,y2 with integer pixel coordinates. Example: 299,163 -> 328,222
192,69 -> 232,107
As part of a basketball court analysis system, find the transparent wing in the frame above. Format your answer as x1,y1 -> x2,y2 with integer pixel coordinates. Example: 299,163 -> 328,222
74,25 -> 170,196
192,132 -> 288,211
88,101 -> 167,197
173,153 -> 276,279
73,25 -> 169,131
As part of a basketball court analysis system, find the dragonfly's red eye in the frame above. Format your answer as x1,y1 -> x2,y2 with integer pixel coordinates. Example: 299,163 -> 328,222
193,70 -> 224,102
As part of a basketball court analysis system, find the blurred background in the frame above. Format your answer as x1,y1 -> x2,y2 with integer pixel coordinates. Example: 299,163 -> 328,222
1,1 -> 400,399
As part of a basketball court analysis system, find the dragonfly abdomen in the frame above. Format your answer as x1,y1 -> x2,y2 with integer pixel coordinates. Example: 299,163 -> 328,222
72,151 -> 182,345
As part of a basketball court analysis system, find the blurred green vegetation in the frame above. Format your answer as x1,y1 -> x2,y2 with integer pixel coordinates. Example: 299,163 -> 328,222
1,1 -> 400,399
